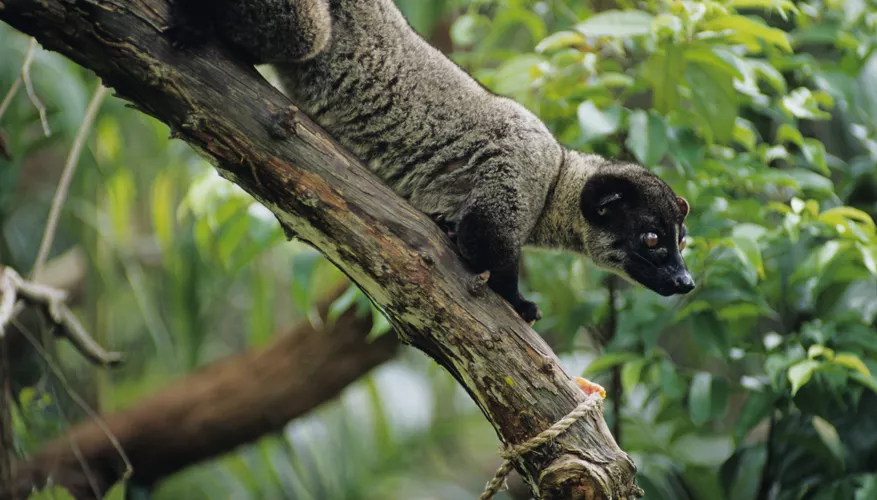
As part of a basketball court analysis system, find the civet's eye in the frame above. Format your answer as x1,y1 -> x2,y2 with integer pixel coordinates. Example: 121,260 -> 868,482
597,207 -> 609,216
679,238 -> 687,251
644,232 -> 659,248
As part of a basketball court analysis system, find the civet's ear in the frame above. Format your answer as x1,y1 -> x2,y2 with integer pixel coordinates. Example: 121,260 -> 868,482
677,196 -> 690,219
580,174 -> 638,222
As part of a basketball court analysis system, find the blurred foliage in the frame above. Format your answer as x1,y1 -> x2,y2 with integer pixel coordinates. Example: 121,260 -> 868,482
4,0 -> 877,499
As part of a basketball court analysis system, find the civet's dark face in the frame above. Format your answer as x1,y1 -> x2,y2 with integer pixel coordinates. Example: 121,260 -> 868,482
579,166 -> 694,296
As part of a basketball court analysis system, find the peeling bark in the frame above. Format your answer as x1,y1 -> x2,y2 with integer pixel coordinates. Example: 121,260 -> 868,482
0,1 -> 640,497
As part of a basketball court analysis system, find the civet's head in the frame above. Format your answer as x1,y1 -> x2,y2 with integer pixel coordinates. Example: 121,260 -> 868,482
579,160 -> 694,296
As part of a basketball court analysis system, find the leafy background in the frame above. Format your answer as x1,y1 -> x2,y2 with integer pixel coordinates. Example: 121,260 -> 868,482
3,0 -> 877,498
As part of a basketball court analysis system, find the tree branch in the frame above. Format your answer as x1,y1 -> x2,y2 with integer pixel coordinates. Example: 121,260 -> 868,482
5,285 -> 398,499
0,1 -> 640,497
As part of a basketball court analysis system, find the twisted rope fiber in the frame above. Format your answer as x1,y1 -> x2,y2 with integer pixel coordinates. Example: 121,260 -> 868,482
480,393 -> 603,500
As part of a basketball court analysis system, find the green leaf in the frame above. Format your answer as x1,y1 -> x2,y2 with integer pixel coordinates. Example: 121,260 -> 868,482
812,416 -> 846,470
735,391 -> 775,440
367,305 -> 393,340
832,353 -> 872,378
644,46 -> 685,114
660,361 -> 687,401
733,118 -> 758,151
782,87 -> 832,120
729,236 -> 765,282
727,0 -> 797,15
626,110 -> 668,166
576,10 -> 655,38
682,46 -> 743,80
150,170 -> 176,251
685,61 -> 737,144
577,102 -> 622,143
583,352 -> 640,377
788,359 -> 820,395
328,284 -> 361,322
672,434 -> 735,467
450,13 -> 489,47
689,372 -> 713,426
290,250 -> 322,314
27,486 -> 76,500
536,31 -> 586,53
801,138 -> 829,175
703,15 -> 792,53
818,207 -> 876,229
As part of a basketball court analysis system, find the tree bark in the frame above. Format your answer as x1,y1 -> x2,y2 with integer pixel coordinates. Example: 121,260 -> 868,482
5,285 -> 398,499
0,1 -> 640,497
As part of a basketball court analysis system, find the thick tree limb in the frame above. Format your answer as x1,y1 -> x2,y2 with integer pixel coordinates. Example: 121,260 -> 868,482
5,285 -> 398,499
0,1 -> 640,497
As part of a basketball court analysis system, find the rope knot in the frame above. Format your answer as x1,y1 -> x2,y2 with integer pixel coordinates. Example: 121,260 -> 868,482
480,393 -> 602,500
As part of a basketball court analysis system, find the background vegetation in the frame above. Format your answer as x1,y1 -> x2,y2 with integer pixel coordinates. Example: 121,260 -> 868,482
3,0 -> 877,498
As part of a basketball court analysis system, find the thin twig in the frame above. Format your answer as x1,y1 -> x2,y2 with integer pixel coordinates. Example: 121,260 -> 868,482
13,318 -> 133,482
20,38 -> 51,137
0,38 -> 36,122
0,328 -> 14,500
31,84 -> 108,279
0,78 -> 22,123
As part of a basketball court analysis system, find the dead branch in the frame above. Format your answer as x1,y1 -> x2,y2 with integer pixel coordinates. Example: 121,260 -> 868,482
0,266 -> 122,366
5,285 -> 398,499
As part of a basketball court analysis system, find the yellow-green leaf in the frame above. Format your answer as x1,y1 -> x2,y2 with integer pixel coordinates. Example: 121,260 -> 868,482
833,353 -> 872,378
788,359 -> 820,395
704,15 -> 792,53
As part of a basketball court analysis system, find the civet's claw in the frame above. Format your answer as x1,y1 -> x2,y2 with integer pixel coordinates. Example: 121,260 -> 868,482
575,377 -> 606,399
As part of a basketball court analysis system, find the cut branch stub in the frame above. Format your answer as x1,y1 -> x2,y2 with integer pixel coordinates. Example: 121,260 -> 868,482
0,1 -> 640,497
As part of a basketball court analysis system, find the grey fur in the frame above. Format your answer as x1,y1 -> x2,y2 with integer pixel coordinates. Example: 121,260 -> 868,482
186,0 -> 693,320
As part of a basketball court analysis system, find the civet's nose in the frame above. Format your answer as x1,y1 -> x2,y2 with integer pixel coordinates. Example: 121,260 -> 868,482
671,271 -> 695,294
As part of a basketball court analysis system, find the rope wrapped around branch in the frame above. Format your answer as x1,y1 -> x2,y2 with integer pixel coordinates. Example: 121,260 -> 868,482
480,390 -> 605,499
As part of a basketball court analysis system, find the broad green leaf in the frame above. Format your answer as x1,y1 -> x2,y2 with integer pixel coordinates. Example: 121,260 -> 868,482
583,352 -> 640,376
28,486 -> 76,500
492,54 -> 543,99
685,61 -> 737,144
801,138 -> 829,174
703,15 -> 792,53
788,359 -> 820,395
660,361 -> 687,401
808,344 -> 835,360
733,118 -> 758,151
726,0 -> 797,15
626,110 -> 668,166
730,236 -> 765,282
450,13 -> 488,47
812,416 -> 846,470
782,87 -> 832,120
536,31 -> 586,53
689,372 -> 713,426
576,10 -> 655,38
735,391 -> 775,440
683,46 -> 743,80
776,123 -> 804,146
577,102 -> 622,143
672,434 -> 735,467
860,245 -> 877,277
644,46 -> 685,114
818,207 -> 876,229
